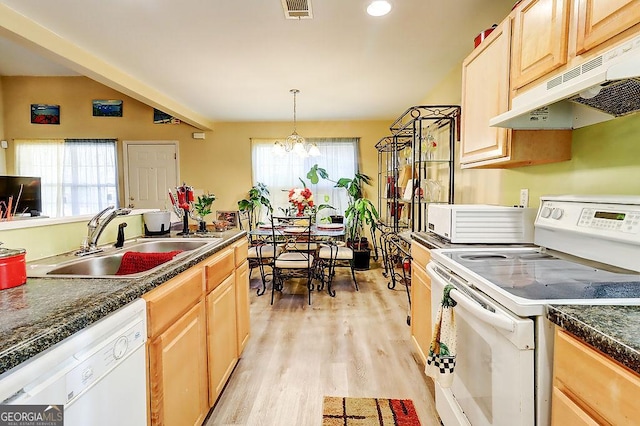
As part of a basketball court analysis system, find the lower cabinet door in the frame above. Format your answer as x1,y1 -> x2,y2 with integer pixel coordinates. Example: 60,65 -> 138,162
148,301 -> 208,426
235,260 -> 250,355
207,274 -> 238,406
410,264 -> 431,365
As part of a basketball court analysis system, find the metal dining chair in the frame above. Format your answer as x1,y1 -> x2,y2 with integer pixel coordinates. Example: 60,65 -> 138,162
317,241 -> 358,297
240,211 -> 282,296
270,215 -> 315,305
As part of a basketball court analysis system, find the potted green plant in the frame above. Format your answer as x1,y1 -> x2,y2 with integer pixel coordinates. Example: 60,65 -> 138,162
193,193 -> 216,232
237,182 -> 272,230
343,189 -> 379,270
306,164 -> 379,269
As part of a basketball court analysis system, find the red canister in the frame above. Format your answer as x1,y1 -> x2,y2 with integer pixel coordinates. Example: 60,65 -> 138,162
474,24 -> 498,48
0,246 -> 27,290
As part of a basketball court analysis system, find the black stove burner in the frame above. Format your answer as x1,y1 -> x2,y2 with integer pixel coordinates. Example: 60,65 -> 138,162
459,254 -> 511,261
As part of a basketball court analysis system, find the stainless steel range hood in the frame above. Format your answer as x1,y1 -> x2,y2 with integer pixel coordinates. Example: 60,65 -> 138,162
490,35 -> 640,129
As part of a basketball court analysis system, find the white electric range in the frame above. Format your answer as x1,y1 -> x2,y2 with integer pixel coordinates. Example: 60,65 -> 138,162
426,195 -> 640,426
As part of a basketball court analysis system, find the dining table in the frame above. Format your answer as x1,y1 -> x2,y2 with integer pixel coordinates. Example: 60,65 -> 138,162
248,223 -> 346,239
247,222 -> 347,296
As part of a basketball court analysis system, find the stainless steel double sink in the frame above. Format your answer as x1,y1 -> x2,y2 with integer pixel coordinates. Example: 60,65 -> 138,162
27,237 -> 223,279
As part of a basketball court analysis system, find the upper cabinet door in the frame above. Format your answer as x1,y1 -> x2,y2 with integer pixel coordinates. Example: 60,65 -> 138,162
510,0 -> 571,90
460,20 -> 511,165
575,0 -> 640,55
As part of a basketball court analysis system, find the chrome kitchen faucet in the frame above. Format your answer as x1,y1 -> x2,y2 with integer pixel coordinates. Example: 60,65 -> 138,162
77,206 -> 131,256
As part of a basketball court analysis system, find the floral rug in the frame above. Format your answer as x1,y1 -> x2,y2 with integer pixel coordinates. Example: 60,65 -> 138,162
322,396 -> 421,425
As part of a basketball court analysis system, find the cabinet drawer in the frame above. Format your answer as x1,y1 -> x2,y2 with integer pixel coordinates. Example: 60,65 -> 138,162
552,386 -> 605,425
205,248 -> 235,293
411,242 -> 431,270
233,238 -> 248,267
144,266 -> 204,338
553,329 -> 640,425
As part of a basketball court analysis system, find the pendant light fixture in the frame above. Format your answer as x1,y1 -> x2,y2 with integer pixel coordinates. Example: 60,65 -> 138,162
273,89 -> 321,157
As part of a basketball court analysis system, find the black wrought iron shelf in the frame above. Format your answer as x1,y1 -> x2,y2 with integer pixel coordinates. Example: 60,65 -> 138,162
376,105 -> 460,233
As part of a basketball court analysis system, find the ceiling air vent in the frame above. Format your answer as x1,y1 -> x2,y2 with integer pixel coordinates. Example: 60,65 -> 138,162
281,0 -> 313,19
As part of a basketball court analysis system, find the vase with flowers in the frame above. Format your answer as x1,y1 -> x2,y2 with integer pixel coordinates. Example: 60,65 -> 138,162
288,187 -> 314,216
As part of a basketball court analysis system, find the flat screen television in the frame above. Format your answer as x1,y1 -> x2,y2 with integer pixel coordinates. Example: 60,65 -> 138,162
0,176 -> 42,218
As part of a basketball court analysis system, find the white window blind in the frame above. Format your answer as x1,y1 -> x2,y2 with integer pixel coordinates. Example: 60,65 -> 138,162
251,138 -> 358,220
15,139 -> 119,217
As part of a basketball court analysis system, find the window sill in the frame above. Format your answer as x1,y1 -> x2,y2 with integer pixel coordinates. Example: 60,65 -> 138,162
0,209 -> 153,231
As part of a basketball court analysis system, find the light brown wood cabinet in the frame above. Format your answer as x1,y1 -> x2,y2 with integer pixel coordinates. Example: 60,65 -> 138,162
144,266 -> 209,426
144,238 -> 251,424
511,0 -> 640,97
510,0 -> 571,90
205,246 -> 234,294
460,18 -> 572,168
206,273 -> 238,405
552,328 -> 640,425
203,247 -> 236,406
410,242 -> 431,365
235,259 -> 250,354
233,239 -> 250,355
575,0 -> 640,55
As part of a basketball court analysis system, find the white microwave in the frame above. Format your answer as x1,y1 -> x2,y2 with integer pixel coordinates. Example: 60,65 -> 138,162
427,204 -> 536,243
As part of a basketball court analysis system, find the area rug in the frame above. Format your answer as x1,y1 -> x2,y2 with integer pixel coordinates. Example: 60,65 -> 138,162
322,396 -> 421,426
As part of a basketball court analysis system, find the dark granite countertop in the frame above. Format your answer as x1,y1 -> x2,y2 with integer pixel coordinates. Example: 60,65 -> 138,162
0,230 -> 245,376
547,305 -> 640,374
410,232 -> 451,249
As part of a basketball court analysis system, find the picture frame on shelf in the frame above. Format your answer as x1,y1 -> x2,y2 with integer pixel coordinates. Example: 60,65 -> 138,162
92,100 -> 123,117
216,210 -> 238,228
31,104 -> 60,125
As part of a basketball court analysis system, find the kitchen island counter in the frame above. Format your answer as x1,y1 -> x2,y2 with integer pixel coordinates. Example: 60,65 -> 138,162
547,305 -> 640,374
0,230 -> 245,376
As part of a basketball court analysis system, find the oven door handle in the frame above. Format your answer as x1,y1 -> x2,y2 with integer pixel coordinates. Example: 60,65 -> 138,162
449,288 -> 515,333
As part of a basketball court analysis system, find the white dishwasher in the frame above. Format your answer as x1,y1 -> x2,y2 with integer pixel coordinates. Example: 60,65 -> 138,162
0,298 -> 148,426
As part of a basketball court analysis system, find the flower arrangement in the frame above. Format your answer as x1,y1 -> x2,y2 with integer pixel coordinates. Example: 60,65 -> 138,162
288,187 -> 314,216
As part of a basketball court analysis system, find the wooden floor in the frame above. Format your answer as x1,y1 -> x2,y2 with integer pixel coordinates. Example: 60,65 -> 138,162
205,261 -> 440,426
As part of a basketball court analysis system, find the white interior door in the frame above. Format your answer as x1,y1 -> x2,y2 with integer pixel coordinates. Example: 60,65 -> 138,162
124,142 -> 178,209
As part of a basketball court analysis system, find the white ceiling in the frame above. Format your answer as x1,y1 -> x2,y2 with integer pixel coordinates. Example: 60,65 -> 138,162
0,0 -> 515,123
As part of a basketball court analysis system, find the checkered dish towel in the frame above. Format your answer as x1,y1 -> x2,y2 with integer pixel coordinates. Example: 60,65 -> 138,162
426,284 -> 457,388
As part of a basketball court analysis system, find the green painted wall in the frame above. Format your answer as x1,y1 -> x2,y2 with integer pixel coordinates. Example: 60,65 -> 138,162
500,113 -> 640,208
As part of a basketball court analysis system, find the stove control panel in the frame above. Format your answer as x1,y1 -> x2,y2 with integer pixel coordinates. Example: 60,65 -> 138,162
535,196 -> 640,272
578,208 -> 640,233
537,197 -> 640,239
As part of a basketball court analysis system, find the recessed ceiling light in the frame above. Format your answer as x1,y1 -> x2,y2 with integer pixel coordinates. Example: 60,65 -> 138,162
367,0 -> 392,17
